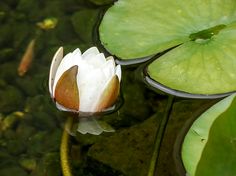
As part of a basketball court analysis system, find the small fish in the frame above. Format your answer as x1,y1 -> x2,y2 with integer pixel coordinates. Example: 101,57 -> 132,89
18,39 -> 36,76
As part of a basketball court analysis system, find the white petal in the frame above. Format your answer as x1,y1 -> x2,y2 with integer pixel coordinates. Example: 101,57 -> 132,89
106,56 -> 113,60
106,56 -> 115,67
84,53 -> 106,67
77,58 -> 118,112
52,51 -> 81,96
82,46 -> 100,58
77,68 -> 107,112
101,59 -> 115,81
115,65 -> 122,82
72,48 -> 83,64
72,48 -> 81,56
49,47 -> 63,97
91,66 -> 117,111
77,60 -> 94,85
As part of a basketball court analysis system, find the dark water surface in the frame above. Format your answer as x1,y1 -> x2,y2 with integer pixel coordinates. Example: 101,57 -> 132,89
0,0 -> 221,176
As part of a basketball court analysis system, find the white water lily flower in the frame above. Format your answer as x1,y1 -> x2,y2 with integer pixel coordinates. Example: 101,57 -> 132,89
49,46 -> 121,113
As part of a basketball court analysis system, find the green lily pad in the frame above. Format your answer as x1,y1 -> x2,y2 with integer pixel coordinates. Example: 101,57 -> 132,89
148,22 -> 236,95
100,0 -> 236,95
182,93 -> 236,176
99,0 -> 236,60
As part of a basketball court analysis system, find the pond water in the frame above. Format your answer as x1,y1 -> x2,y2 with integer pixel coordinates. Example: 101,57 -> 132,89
0,1 -> 223,176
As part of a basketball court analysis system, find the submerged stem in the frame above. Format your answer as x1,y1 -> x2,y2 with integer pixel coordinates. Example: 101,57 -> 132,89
60,116 -> 73,176
147,95 -> 174,176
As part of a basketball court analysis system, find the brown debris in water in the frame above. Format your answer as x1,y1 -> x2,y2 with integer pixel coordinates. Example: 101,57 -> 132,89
18,39 -> 36,76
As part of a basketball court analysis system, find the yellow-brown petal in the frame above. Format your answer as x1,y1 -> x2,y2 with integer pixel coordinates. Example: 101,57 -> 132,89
54,65 -> 79,111
96,75 -> 120,112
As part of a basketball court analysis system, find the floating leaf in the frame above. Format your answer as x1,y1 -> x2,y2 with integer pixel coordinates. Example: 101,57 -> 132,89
148,22 -> 236,95
182,93 -> 236,176
100,0 -> 236,95
99,0 -> 236,60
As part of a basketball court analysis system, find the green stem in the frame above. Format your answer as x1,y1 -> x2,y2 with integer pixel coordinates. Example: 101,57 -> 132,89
60,116 -> 74,176
147,95 -> 174,176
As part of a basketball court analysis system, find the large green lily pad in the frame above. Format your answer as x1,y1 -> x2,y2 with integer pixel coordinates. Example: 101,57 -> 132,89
100,0 -> 236,59
100,0 -> 236,95
148,23 -> 236,95
182,93 -> 236,176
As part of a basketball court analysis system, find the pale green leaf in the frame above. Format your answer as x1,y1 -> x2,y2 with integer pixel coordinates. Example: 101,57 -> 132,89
182,93 -> 236,176
100,0 -> 236,60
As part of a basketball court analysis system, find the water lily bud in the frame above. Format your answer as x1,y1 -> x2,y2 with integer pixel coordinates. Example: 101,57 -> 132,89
49,46 -> 121,114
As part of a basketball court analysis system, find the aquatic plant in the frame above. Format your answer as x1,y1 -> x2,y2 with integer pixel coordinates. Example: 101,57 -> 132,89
49,46 -> 121,135
182,94 -> 236,176
100,0 -> 236,97
99,0 -> 236,175
49,46 -> 121,113
1,0 -> 236,175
